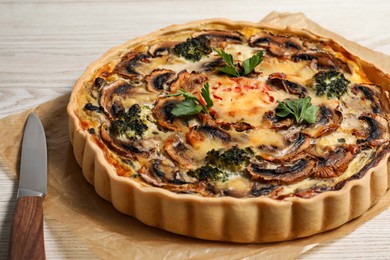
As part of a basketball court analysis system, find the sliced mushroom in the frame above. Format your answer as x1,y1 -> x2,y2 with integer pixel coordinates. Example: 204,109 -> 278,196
163,133 -> 201,170
292,188 -> 324,199
90,77 -> 106,99
139,160 -> 179,186
144,69 -> 176,93
247,158 -> 314,185
99,80 -> 136,119
169,70 -> 208,93
267,73 -> 307,97
152,96 -> 188,131
138,164 -> 211,196
313,146 -> 358,178
262,110 -> 295,130
201,58 -> 225,72
302,106 -> 343,138
292,51 -> 351,73
249,33 -> 303,57
352,84 -> 390,113
84,103 -> 103,113
100,123 -> 134,159
356,113 -> 389,147
192,30 -> 245,47
256,133 -> 312,162
113,51 -> 149,79
250,183 -> 279,197
232,121 -> 254,132
100,122 -> 156,159
186,124 -> 233,147
148,41 -> 177,57
151,159 -> 198,184
331,144 -> 390,192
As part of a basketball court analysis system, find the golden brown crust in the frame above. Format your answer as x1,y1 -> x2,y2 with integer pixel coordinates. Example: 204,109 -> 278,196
67,18 -> 390,242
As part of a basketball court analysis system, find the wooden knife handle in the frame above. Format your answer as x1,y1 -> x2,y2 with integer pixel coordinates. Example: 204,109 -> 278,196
9,196 -> 46,260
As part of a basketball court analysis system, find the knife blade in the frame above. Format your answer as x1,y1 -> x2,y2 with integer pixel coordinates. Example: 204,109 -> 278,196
9,113 -> 47,260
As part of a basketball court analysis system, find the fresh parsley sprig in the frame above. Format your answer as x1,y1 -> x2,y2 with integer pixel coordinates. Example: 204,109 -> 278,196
215,49 -> 240,77
215,49 -> 263,77
168,82 -> 214,117
275,97 -> 319,124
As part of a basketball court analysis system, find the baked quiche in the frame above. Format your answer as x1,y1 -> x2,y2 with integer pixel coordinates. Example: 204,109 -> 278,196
67,19 -> 390,242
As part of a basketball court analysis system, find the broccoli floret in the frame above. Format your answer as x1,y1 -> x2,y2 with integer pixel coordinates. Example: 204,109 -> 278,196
188,165 -> 227,182
110,104 -> 148,139
173,36 -> 212,62
207,146 -> 254,172
188,146 -> 254,183
314,71 -> 350,99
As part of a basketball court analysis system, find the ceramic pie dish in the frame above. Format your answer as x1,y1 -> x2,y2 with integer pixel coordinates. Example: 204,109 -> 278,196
67,18 -> 390,242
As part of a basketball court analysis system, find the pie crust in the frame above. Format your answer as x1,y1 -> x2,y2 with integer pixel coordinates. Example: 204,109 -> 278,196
67,18 -> 390,242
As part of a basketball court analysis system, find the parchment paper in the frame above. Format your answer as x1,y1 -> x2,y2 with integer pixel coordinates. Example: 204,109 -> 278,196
1,12 -> 390,259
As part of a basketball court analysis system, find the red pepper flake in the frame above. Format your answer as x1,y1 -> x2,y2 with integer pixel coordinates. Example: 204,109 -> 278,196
209,109 -> 217,116
234,87 -> 241,93
263,84 -> 273,92
229,78 -> 240,84
213,94 -> 223,100
261,92 -> 275,104
199,96 -> 207,106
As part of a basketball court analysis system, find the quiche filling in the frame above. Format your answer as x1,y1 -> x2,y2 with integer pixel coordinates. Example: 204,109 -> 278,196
74,27 -> 390,199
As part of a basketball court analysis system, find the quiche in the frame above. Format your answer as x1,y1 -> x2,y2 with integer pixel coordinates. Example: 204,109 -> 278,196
67,19 -> 390,242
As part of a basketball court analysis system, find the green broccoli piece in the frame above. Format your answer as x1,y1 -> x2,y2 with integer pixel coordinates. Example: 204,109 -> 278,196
188,146 -> 254,183
314,71 -> 350,99
188,165 -> 227,182
110,104 -> 148,139
207,146 -> 254,173
173,36 -> 212,62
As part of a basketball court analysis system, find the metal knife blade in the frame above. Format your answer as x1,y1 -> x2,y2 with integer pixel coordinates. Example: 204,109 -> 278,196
18,112 -> 47,198
9,112 -> 47,260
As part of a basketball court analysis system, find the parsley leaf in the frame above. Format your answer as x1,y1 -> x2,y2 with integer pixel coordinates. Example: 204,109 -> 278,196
242,51 -> 263,75
201,82 -> 214,108
168,83 -> 213,117
175,90 -> 198,100
301,105 -> 318,124
215,49 -> 235,67
215,49 -> 263,77
171,99 -> 203,116
275,97 -> 319,124
215,49 -> 240,77
218,65 -> 240,77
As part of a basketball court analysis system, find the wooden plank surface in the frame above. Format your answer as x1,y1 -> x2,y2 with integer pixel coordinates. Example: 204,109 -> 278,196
0,0 -> 389,258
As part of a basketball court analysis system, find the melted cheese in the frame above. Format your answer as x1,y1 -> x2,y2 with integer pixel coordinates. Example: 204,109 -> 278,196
209,77 -> 277,126
190,137 -> 227,161
259,58 -> 317,84
224,44 -> 259,61
245,128 -> 286,148
214,175 -> 252,196
315,131 -> 357,155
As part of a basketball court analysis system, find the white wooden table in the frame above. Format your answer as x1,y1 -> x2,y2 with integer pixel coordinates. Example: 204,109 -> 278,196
1,0 -> 390,258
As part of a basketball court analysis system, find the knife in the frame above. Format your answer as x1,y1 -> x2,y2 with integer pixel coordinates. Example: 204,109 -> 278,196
9,113 -> 47,260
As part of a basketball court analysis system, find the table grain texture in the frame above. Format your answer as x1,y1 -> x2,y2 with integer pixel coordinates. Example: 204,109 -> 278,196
1,0 -> 390,259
